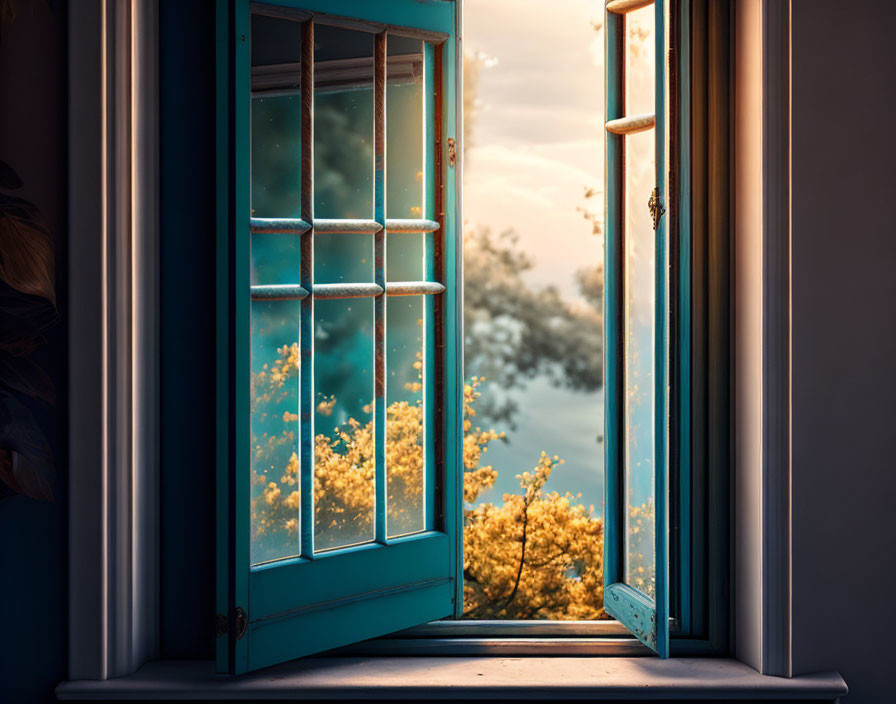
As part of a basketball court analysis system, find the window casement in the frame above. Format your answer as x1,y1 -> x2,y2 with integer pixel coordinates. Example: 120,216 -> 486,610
215,0 -> 731,675
216,0 -> 460,673
603,0 -> 670,656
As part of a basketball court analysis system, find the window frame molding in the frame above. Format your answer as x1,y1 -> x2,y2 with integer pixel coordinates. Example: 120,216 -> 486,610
65,0 -> 796,684
67,0 -> 160,681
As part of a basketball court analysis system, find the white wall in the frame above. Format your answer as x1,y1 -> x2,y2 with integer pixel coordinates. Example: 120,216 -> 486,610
789,0 -> 896,700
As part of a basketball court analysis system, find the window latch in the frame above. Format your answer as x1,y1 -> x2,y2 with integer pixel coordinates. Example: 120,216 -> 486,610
648,187 -> 665,230
216,606 -> 248,640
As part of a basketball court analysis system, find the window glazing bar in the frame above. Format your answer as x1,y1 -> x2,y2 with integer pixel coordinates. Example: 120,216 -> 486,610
250,284 -> 310,301
313,219 -> 382,234
386,218 -> 440,233
250,282 -> 444,302
386,281 -> 445,296
250,217 -> 311,234
373,31 -> 388,544
250,218 -> 440,235
606,113 -> 656,135
313,283 -> 383,299
299,18 -> 315,559
606,0 -> 655,14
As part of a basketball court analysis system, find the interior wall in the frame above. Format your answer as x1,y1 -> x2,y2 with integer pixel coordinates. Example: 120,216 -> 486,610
789,0 -> 896,701
0,4 -> 69,703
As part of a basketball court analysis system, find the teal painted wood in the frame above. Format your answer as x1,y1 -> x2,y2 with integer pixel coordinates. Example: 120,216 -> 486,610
249,581 -> 453,671
374,31 -> 388,545
423,40 -> 437,532
298,18 -> 315,560
652,0 -> 670,660
439,12 -> 464,619
252,0 -> 453,35
603,7 -> 623,594
219,0 -> 458,674
251,532 -> 448,617
605,583 -> 659,651
603,0 -> 670,659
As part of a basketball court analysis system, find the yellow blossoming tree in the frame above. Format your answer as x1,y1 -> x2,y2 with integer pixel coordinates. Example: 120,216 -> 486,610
250,344 -> 611,620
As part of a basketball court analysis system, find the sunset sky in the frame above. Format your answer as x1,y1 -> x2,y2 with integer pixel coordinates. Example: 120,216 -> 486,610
462,1 -> 656,513
463,0 -> 606,301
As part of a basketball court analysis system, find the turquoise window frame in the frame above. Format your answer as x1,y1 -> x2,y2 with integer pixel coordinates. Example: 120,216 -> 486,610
215,0 -> 461,674
603,0 -> 731,659
603,0 -> 670,657
211,0 -> 731,668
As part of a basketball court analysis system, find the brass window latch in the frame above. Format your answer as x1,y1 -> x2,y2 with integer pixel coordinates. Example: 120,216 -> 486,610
648,187 -> 665,230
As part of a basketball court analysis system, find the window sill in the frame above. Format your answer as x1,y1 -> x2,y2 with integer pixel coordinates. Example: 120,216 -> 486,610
56,657 -> 847,701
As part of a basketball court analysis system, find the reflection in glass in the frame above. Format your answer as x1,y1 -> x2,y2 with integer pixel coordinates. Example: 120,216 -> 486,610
314,25 -> 374,219
386,295 -> 426,538
314,298 -> 375,551
624,4 -> 655,118
249,13 -> 304,565
251,13 -> 302,285
387,35 -> 424,219
315,233 -> 373,284
387,232 -> 426,281
623,127 -> 656,599
250,299 -> 301,565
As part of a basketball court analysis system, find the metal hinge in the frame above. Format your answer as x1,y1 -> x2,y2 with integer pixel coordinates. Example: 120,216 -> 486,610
648,187 -> 665,230
215,606 -> 248,640
447,137 -> 456,167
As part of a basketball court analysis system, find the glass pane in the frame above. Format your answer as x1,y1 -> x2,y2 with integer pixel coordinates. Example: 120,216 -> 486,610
251,94 -> 301,219
250,299 -> 301,565
314,298 -> 375,551
462,0 -> 606,619
314,25 -> 374,219
251,13 -> 302,284
387,232 -> 426,281
387,35 -> 424,219
315,233 -> 373,284
249,13 -> 303,566
623,127 -> 656,599
624,4 -> 655,118
386,295 -> 426,538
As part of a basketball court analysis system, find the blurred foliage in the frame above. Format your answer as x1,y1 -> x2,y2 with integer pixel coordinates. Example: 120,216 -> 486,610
463,226 -> 603,425
250,346 -> 618,619
0,159 -> 57,501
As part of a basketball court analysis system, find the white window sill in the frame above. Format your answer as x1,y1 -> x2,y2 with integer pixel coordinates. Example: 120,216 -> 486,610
56,656 -> 846,701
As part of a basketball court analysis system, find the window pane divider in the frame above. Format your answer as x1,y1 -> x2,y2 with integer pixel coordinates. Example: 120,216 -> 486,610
250,284 -> 310,300
386,281 -> 445,296
299,18 -> 315,559
314,218 -> 381,234
386,218 -> 440,233
250,281 -> 445,301
605,113 -> 656,135
373,30 -> 388,544
606,0 -> 655,15
250,217 -> 312,234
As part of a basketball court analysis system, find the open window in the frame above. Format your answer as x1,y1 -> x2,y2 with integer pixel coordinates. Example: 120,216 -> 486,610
217,0 -> 719,674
